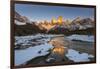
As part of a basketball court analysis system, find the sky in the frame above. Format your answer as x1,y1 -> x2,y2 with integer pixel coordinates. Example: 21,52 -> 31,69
15,4 -> 94,22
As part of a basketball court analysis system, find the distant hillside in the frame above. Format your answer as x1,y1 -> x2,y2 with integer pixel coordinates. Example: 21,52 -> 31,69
14,23 -> 47,36
14,11 -> 46,36
48,27 -> 95,35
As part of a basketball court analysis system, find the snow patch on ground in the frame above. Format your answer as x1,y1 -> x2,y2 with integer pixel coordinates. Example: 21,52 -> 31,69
15,20 -> 26,25
46,58 -> 55,62
66,34 -> 94,42
15,34 -> 63,46
66,49 -> 94,62
15,43 -> 53,66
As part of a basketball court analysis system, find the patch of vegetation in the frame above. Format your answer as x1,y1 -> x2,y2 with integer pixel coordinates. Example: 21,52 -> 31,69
14,23 -> 46,36
48,27 -> 95,36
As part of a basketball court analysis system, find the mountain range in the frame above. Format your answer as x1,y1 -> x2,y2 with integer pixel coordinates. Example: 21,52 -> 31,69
14,11 -> 95,36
